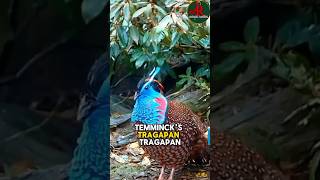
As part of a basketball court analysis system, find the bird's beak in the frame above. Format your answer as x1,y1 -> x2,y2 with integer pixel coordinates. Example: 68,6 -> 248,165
134,92 -> 138,100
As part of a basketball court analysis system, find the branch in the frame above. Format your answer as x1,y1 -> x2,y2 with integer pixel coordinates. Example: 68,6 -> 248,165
0,38 -> 67,85
0,96 -> 65,145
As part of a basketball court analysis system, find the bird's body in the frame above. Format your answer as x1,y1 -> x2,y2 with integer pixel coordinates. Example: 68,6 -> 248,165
131,67 -> 208,179
68,55 -> 109,180
132,67 -> 287,180
137,100 -> 208,170
211,129 -> 287,180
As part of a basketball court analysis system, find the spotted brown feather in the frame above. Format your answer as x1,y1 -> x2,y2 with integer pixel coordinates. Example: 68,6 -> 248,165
137,101 -> 208,170
211,128 -> 288,180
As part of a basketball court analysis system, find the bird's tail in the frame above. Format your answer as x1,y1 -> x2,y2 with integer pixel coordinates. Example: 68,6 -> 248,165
189,131 -> 210,165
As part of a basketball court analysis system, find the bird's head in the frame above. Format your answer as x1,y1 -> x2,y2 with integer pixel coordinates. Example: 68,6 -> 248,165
131,67 -> 168,124
134,67 -> 164,100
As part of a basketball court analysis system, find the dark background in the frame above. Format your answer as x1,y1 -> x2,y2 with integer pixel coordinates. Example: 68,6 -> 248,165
0,0 -> 107,177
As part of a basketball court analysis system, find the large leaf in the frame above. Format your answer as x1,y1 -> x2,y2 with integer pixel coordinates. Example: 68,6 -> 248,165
110,42 -> 120,58
274,20 -> 310,49
123,3 -> 131,22
132,6 -> 148,18
82,0 -> 107,24
117,27 -> 128,48
110,2 -> 122,20
186,67 -> 192,76
309,35 -> 320,58
135,55 -> 148,68
155,5 -> 167,15
196,66 -> 210,78
170,31 -> 180,48
310,150 -> 320,180
215,53 -> 246,80
156,15 -> 173,33
198,37 -> 210,48
244,17 -> 260,43
129,26 -> 140,45
220,41 -> 246,51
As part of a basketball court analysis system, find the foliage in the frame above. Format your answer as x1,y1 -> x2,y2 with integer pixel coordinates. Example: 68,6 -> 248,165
216,17 -> 260,80
81,0 -> 108,23
218,15 -> 320,92
177,66 -> 209,92
110,0 -> 210,91
218,15 -> 320,180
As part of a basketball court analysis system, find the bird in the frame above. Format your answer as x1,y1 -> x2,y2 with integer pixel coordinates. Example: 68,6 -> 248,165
131,67 -> 288,180
68,54 -> 109,180
211,128 -> 288,180
131,67 -> 209,180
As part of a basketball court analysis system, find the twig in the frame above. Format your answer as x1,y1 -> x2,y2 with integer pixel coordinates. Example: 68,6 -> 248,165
111,72 -> 132,88
112,96 -> 130,107
166,84 -> 191,99
0,96 -> 65,145
0,38 -> 67,85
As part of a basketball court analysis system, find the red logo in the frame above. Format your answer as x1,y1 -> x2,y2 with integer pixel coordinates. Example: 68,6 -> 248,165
188,2 -> 204,17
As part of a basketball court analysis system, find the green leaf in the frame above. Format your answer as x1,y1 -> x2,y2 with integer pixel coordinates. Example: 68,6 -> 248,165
215,53 -> 246,79
244,17 -> 260,43
220,41 -> 246,51
198,37 -> 210,48
110,42 -> 120,58
206,17 -> 210,32
309,150 -> 320,180
134,55 -> 148,69
152,41 -> 160,53
135,58 -> 145,68
186,67 -> 191,76
130,49 -> 144,61
287,28 -> 311,48
129,26 -> 140,45
275,21 -> 298,48
117,26 -> 128,48
196,66 -> 209,78
274,20 -> 310,49
180,34 -> 193,45
309,35 -> 320,58
177,19 -> 189,32
244,46 -> 257,61
171,13 -> 188,32
155,5 -> 167,15
81,0 -> 107,24
123,3 -> 131,22
156,15 -> 173,33
143,32 -> 150,44
176,78 -> 187,86
170,31 -> 180,48
132,6 -> 147,18
156,57 -> 165,66
144,4 -> 152,17
110,3 -> 122,19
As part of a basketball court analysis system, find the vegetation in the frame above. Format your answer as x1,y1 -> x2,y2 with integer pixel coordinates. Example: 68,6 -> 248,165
110,0 -> 210,92
216,11 -> 320,180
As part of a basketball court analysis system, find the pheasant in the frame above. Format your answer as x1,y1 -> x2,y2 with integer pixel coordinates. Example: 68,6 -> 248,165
211,127 -> 290,180
68,54 -> 109,180
131,67 -> 288,180
131,67 -> 209,180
